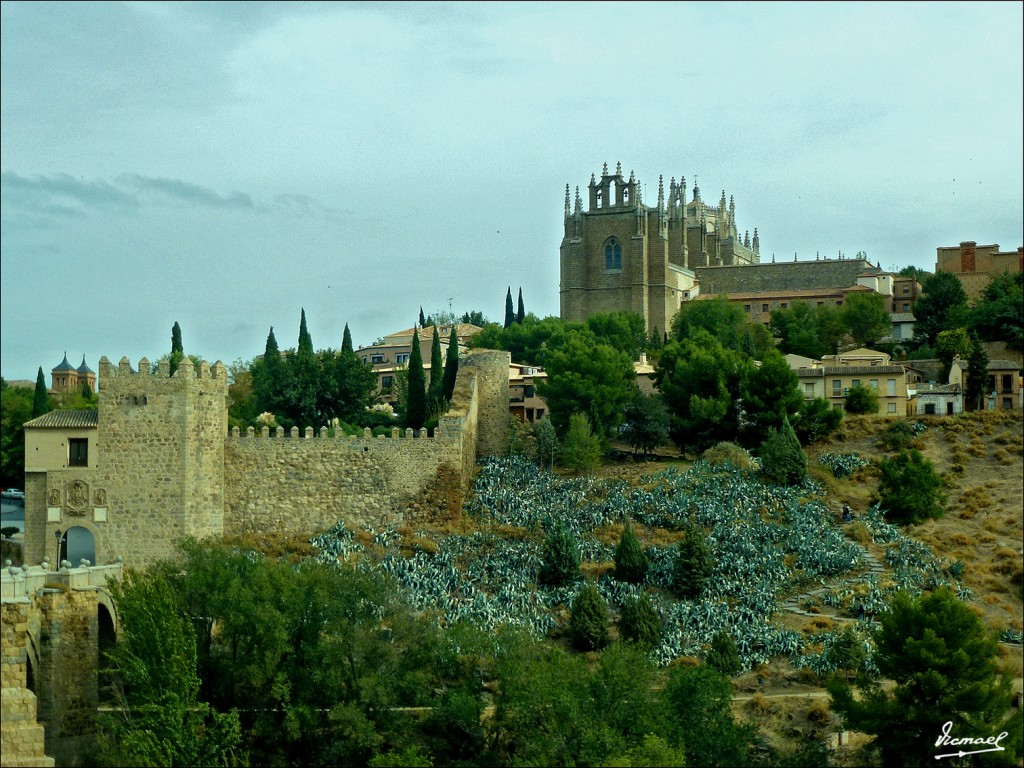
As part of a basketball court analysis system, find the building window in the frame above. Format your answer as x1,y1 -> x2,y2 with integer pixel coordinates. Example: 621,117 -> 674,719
887,403 -> 897,413
851,379 -> 860,388
902,287 -> 910,294
1003,397 -> 1013,410
744,304 -> 751,312
887,379 -> 896,396
69,439 -> 88,467
924,403 -> 936,415
396,353 -> 409,365
804,383 -> 815,396
761,303 -> 769,312
1001,374 -> 1013,393
604,238 -> 622,270
903,303 -> 910,311
892,325 -> 901,338
781,303 -> 787,309
836,301 -> 842,306
832,380 -> 841,396
817,301 -> 824,307
381,376 -> 393,391
370,354 -> 385,364
524,385 -> 535,398
536,408 -> 544,419
869,379 -> 878,390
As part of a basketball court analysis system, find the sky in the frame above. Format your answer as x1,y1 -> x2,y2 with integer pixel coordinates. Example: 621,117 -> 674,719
2,1 -> 1022,383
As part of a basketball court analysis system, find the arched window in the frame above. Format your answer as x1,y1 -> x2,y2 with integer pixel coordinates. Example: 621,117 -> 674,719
604,238 -> 622,270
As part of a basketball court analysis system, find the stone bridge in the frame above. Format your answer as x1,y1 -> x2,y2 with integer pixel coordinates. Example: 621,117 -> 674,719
1,560 -> 122,768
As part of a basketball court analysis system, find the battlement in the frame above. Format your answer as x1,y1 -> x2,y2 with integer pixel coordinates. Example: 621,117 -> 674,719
97,355 -> 227,387
228,424 -> 461,441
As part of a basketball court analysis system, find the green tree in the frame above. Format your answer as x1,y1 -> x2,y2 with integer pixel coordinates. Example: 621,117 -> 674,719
935,327 -> 972,380
844,384 -> 879,414
705,630 -> 742,676
252,326 -> 284,419
503,287 -> 515,329
914,271 -> 969,347
560,413 -> 602,473
405,327 -> 427,430
469,315 -> 572,367
569,581 -> 610,651
740,349 -> 803,446
794,397 -> 842,446
419,306 -> 427,327
516,287 -> 525,324
970,271 -> 1023,351
965,331 -> 989,411
587,311 -> 648,358
441,324 -> 459,402
32,367 -> 50,418
286,310 -> 320,427
842,291 -> 891,348
671,296 -> 747,351
533,416 -> 557,470
621,394 -> 670,457
538,522 -> 581,588
342,323 -> 354,354
614,520 -> 648,585
672,523 -> 713,600
170,320 -> 184,376
758,415 -> 807,485
538,329 -> 638,439
618,593 -> 661,649
662,664 -> 754,767
815,304 -> 848,357
297,308 -> 314,356
771,301 -> 829,359
0,380 -> 33,487
428,325 -> 444,400
459,310 -> 487,326
328,348 -> 379,424
829,587 -> 1021,767
98,569 -> 243,767
876,448 -> 945,525
825,625 -> 866,682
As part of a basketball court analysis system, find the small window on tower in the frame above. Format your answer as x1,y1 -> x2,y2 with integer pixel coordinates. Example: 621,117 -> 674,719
604,238 -> 622,270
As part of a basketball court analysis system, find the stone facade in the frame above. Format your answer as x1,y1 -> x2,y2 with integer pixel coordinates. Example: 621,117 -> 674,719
694,256 -> 880,296
560,163 -> 759,334
935,241 -> 1023,301
22,351 -> 510,572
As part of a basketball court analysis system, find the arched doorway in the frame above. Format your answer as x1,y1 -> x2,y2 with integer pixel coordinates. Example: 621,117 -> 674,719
62,526 -> 96,566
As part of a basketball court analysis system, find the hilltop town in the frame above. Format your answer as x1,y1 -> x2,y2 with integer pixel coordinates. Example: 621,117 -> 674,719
2,165 -> 1022,768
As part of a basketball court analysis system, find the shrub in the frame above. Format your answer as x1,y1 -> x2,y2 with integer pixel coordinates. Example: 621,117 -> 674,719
705,630 -> 742,676
560,413 -> 602,474
758,416 -> 807,485
844,385 -> 879,414
569,581 -> 610,651
672,523 -> 713,600
876,448 -> 946,525
614,520 -> 648,584
701,441 -> 758,471
618,593 -> 662,649
538,523 -> 581,588
879,420 -> 917,452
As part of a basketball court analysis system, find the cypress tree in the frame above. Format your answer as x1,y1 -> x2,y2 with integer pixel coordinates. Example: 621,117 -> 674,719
255,327 -> 282,415
32,367 -> 50,417
965,331 -> 989,411
619,593 -> 662,649
504,287 -> 515,329
429,325 -> 443,395
516,287 -> 525,324
569,581 -> 609,651
170,321 -> 184,376
442,324 -> 459,402
406,326 -> 427,430
341,324 -> 354,355
419,306 -> 427,328
538,523 -> 581,587
705,631 -> 742,676
614,519 -> 649,584
297,309 -> 314,356
672,523 -> 713,599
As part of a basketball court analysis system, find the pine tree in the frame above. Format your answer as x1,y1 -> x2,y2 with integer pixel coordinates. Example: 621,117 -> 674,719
965,331 -> 989,411
672,523 -> 713,599
619,593 -> 661,649
442,324 -> 459,402
419,306 -> 427,328
560,413 -> 601,473
406,326 -> 427,430
758,415 -> 807,485
516,287 -> 525,324
538,523 -> 580,587
297,309 -> 314,356
254,327 -> 283,416
614,519 -> 648,584
341,324 -> 354,355
32,367 -> 50,417
170,321 -> 184,376
429,325 -> 443,396
705,631 -> 741,676
569,581 -> 609,651
504,287 -> 515,329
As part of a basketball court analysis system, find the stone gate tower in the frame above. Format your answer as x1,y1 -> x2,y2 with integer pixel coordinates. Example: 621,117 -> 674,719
560,162 -> 760,335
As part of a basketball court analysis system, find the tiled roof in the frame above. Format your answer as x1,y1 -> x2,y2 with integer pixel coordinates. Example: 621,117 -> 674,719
23,410 -> 98,429
889,313 -> 916,322
798,366 -> 905,377
988,359 -> 1022,371
76,356 -> 94,374
52,353 -> 75,372
916,384 -> 962,395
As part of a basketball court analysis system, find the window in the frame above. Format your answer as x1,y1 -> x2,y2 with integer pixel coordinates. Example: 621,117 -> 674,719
1001,374 -> 1013,393
805,383 -> 815,396
851,379 -> 860,388
761,303 -> 769,312
836,301 -> 842,306
370,354 -> 385,364
892,325 -> 901,338
887,379 -> 896,396
69,438 -> 88,467
781,303 -> 787,309
869,379 -> 878,390
744,304 -> 751,312
536,408 -> 544,419
1003,398 -> 1013,410
903,303 -> 910,311
832,380 -> 842,396
902,287 -> 910,294
604,238 -> 622,270
396,353 -> 409,365
381,376 -> 393,391
888,403 -> 897,413
817,301 -> 824,307
924,403 -> 936,415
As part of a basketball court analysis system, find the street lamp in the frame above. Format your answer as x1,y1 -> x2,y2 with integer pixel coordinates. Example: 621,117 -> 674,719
54,528 -> 62,569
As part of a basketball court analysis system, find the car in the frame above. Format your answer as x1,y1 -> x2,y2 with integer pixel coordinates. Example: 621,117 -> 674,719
1,488 -> 25,501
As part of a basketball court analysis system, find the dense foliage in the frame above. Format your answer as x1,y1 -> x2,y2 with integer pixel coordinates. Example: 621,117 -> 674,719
613,519 -> 648,584
569,580 -> 611,651
876,448 -> 946,525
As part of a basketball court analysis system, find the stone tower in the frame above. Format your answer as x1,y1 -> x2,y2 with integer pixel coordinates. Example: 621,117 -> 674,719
560,163 -> 760,333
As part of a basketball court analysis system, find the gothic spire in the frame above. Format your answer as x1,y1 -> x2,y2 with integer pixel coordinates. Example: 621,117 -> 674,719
564,184 -> 571,216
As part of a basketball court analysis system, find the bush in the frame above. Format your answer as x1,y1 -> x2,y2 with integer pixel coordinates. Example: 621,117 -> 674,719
569,581 -> 610,651
538,524 -> 581,588
879,420 -> 917,452
613,520 -> 648,584
876,448 -> 946,525
618,593 -> 662,649
705,631 -> 742,676
560,413 -> 602,474
672,524 -> 713,600
758,416 -> 807,485
844,385 -> 879,415
701,441 -> 758,472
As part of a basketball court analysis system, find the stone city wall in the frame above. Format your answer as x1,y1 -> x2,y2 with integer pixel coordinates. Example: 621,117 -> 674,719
695,258 -> 880,295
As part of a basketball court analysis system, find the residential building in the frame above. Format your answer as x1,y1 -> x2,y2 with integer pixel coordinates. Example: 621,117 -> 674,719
789,347 -> 909,416
986,359 -> 1023,411
935,240 -> 1023,300
509,363 -> 548,423
560,162 -> 760,334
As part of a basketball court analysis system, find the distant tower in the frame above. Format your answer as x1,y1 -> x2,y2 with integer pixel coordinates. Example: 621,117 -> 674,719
51,352 -> 78,393
77,356 -> 96,393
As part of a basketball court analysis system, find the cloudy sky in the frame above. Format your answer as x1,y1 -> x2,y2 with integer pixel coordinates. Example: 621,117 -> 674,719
2,1 -> 1021,382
